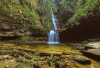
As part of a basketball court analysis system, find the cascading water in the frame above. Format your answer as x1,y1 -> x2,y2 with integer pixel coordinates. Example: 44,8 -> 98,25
47,10 -> 59,44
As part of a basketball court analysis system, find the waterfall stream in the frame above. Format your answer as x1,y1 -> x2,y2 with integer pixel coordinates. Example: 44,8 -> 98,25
47,10 -> 59,44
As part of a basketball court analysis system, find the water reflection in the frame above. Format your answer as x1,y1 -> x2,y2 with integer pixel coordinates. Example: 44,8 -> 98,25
15,43 -> 80,54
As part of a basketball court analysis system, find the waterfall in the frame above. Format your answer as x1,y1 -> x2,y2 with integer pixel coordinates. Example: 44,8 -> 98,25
47,10 -> 59,44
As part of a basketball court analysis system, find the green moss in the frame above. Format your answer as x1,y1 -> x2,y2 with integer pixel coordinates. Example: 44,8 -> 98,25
74,55 -> 89,61
0,50 -> 9,55
18,36 -> 35,41
15,65 -> 22,68
1,6 -> 10,14
63,0 -> 100,29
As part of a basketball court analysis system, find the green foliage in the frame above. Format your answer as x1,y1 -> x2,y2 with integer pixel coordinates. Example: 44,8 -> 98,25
7,57 -> 13,60
29,63 -> 33,68
0,50 -> 9,55
63,0 -> 100,29
0,0 -> 54,32
16,57 -> 21,62
15,31 -> 20,36
18,36 -> 35,41
15,65 -> 22,68
47,58 -> 53,66
23,58 -> 26,63
3,46 -> 9,49
8,34 -> 12,37
35,37 -> 47,41
24,53 -> 33,59
1,5 -> 10,14
38,0 -> 54,29
0,33 -> 2,36
33,52 -> 40,56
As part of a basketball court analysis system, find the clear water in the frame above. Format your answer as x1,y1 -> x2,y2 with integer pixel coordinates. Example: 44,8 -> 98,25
16,43 -> 80,54
48,10 -> 59,44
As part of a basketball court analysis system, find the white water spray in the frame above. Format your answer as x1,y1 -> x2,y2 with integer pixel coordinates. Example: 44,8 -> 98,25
48,10 -> 59,44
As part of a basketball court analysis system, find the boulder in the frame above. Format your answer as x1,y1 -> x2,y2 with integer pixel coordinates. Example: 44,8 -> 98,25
74,55 -> 91,64
81,49 -> 100,61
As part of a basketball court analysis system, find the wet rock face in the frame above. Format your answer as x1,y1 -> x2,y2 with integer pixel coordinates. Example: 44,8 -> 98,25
74,55 -> 91,64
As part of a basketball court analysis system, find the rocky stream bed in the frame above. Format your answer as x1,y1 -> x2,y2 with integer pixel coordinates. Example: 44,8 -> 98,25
0,41 -> 100,68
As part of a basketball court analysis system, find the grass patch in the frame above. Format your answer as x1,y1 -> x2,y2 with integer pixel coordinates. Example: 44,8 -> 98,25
17,36 -> 48,41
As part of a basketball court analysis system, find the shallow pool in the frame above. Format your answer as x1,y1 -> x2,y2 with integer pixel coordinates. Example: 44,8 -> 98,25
15,43 -> 81,54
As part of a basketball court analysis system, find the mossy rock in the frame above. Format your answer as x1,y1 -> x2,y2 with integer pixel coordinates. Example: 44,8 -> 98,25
39,58 -> 45,61
0,51 -> 9,55
52,56 -> 60,62
24,54 -> 33,59
59,56 -> 66,59
7,57 -> 13,60
74,55 -> 91,64
16,56 -> 23,62
33,52 -> 40,56
55,61 -> 67,68
47,58 -> 53,66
